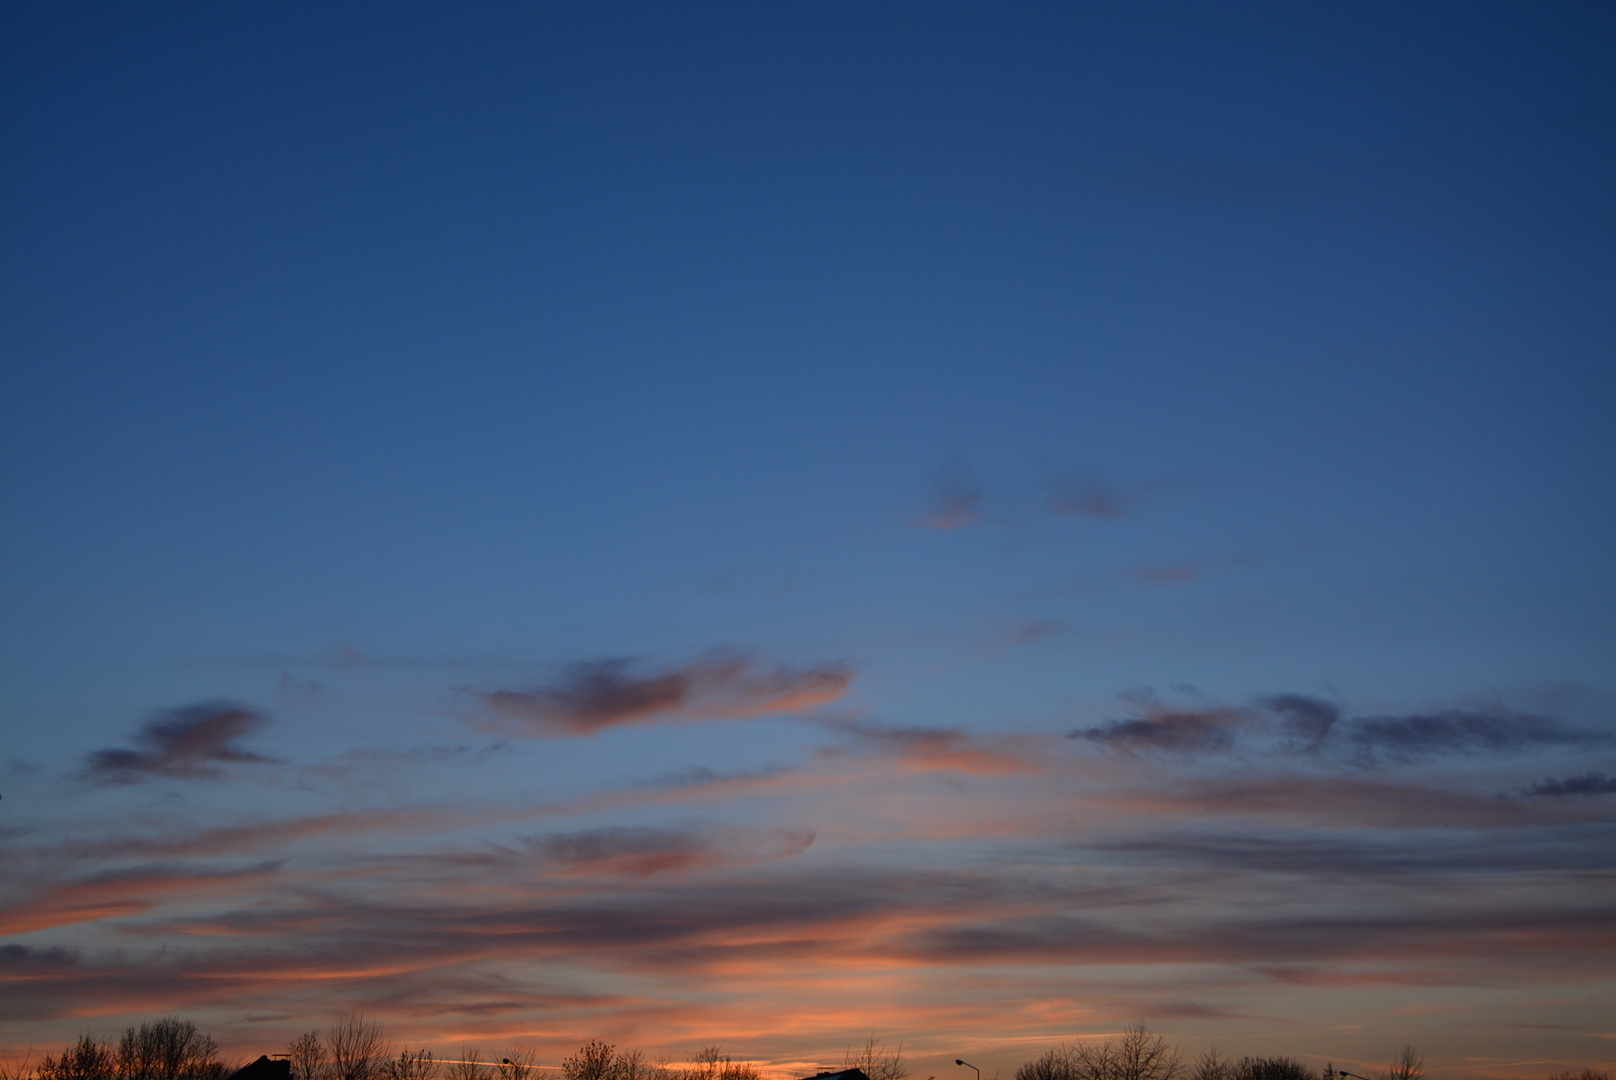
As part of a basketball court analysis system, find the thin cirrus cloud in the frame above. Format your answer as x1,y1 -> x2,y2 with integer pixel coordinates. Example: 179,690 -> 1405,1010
81,700 -> 276,783
477,653 -> 855,736
9,696 -> 1615,1044
1128,564 -> 1198,586
37,807 -> 457,862
9,849 -> 1609,1024
916,458 -> 984,530
525,825 -> 816,878
1342,709 -> 1608,766
1067,693 -> 1610,768
1519,771 -> 1616,797
816,717 -> 1040,775
0,860 -> 285,937
1069,707 -> 1249,756
1093,827 -> 1616,878
1147,773 -> 1616,829
1045,472 -> 1138,519
1260,692 -> 1340,752
1008,619 -> 1069,644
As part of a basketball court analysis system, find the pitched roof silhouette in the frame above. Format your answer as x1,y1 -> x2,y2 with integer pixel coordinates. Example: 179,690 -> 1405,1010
227,1057 -> 292,1080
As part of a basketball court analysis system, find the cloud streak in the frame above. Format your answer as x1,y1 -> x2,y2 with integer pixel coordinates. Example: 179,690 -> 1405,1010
82,701 -> 275,783
817,718 -> 1040,775
526,826 -> 815,878
917,459 -> 984,530
1068,707 -> 1248,755
478,654 -> 853,736
13,680 -> 1616,1061
1066,693 -> 1611,768
1343,709 -> 1605,765
1521,772 -> 1616,797
1046,473 -> 1136,519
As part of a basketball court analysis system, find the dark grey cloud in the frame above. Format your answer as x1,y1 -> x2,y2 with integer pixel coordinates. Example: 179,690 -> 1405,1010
8,822 -> 1615,1024
1069,693 -> 1607,767
1261,694 -> 1339,753
479,653 -> 853,736
82,701 -> 274,783
892,901 -> 1616,973
917,458 -> 984,530
1067,708 -> 1247,755
1521,772 -> 1616,797
1175,773 -> 1616,829
1343,709 -> 1604,766
0,943 -> 78,972
633,762 -> 798,792
526,825 -> 814,878
1095,826 -> 1616,878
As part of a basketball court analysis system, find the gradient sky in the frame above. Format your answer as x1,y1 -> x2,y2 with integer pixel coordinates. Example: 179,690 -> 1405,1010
3,4 -> 1614,1079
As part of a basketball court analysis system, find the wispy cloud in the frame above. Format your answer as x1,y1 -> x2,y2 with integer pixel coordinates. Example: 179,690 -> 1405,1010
1520,772 -> 1616,797
1067,707 -> 1248,756
1128,564 -> 1198,585
82,701 -> 275,783
526,826 -> 815,878
1009,620 -> 1068,644
1344,710 -> 1606,766
1261,693 -> 1340,753
1040,468 -> 1157,520
478,654 -> 854,736
917,458 -> 984,530
39,807 -> 457,862
1045,473 -> 1136,519
1095,826 -> 1616,878
1065,693 -> 1607,767
817,718 -> 1039,775
0,860 -> 284,936
19,678 -> 1616,1055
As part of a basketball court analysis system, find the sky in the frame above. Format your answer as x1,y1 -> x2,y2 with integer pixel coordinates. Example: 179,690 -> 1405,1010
2,3 -> 1614,1078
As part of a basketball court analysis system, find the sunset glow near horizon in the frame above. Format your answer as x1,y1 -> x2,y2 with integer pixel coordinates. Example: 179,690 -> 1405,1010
1,5 -> 1613,1080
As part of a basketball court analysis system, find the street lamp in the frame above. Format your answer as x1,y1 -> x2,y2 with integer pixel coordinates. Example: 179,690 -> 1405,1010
956,1061 -> 980,1080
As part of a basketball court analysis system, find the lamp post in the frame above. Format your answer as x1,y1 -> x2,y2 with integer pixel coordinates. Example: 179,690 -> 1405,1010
956,1061 -> 980,1080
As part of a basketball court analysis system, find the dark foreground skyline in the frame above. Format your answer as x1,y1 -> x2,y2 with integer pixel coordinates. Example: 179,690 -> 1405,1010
2,4 -> 1613,1077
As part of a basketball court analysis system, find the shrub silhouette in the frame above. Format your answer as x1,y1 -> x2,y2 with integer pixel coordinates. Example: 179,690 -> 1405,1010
34,1019 -> 225,1080
684,1048 -> 757,1080
1374,1048 -> 1421,1080
288,1034 -> 324,1080
561,1043 -> 616,1080
326,1018 -> 388,1080
497,1049 -> 538,1080
1186,1055 -> 1313,1080
842,1038 -> 905,1080
1232,1059 -> 1311,1080
384,1050 -> 436,1080
39,1037 -> 117,1080
445,1049 -> 487,1080
37,1020 -> 229,1080
1015,1023 -> 1182,1080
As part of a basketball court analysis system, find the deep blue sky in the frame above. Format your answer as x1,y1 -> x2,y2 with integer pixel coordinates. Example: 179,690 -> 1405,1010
2,3 -> 1614,1073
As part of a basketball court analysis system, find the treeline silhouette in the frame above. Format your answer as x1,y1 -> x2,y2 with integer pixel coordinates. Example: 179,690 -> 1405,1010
22,1018 -> 226,1080
1010,1026 -> 1607,1080
4,1018 -> 1610,1080
280,1018 -> 768,1080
